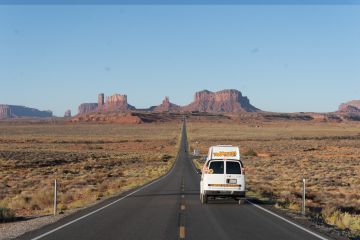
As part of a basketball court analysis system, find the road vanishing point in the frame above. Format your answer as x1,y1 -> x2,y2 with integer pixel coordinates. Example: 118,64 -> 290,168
20,121 -> 330,240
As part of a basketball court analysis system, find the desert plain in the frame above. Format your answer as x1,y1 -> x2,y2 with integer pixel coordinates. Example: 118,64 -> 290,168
187,120 -> 360,236
0,117 -> 359,237
0,122 -> 180,217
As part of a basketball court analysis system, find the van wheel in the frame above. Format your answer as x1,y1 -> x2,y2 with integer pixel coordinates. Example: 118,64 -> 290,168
200,193 -> 208,204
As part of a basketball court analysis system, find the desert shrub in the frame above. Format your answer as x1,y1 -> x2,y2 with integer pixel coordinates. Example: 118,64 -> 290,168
60,192 -> 74,204
322,207 -> 360,232
31,189 -> 53,210
161,154 -> 172,162
0,207 -> 15,222
8,195 -> 30,210
58,203 -> 68,212
96,192 -> 104,200
242,149 -> 258,157
287,202 -> 301,211
169,139 -> 177,146
98,181 -> 109,193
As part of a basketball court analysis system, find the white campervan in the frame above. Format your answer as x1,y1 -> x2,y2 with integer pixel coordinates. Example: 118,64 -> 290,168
200,145 -> 245,204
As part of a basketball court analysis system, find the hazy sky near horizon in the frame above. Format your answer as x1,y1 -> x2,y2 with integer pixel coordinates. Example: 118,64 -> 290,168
0,4 -> 359,116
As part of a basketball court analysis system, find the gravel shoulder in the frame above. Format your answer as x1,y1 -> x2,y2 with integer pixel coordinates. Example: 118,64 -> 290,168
0,210 -> 75,240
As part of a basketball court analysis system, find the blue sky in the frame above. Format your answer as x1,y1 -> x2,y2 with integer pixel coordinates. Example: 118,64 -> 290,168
0,5 -> 359,116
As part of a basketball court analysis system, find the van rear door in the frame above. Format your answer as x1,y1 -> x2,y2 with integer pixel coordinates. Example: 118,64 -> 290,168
225,161 -> 243,189
205,160 -> 225,189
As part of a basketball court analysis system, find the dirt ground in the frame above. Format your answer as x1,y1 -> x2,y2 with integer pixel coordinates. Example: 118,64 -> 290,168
0,122 -> 180,217
187,121 -> 360,236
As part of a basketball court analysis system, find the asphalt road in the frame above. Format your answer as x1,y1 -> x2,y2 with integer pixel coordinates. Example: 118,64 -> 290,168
20,121 -> 331,240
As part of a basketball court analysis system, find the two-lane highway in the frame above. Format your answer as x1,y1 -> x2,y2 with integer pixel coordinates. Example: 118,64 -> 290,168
19,121 -> 330,240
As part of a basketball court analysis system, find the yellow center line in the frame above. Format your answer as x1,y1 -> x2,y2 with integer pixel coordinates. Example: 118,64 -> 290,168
179,226 -> 185,239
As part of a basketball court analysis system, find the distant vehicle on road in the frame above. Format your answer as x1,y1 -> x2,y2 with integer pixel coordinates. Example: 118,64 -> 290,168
200,145 -> 245,204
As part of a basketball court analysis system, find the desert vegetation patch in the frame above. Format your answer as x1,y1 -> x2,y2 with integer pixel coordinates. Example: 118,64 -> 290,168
188,121 -> 360,237
0,123 -> 180,217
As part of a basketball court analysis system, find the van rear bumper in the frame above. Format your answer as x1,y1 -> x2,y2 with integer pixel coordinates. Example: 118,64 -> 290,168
204,190 -> 245,198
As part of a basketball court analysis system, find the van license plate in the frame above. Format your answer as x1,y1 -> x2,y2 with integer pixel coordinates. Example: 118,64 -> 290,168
227,179 -> 237,184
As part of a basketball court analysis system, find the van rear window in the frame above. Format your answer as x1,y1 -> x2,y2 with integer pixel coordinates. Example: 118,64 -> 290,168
226,161 -> 241,174
209,161 -> 224,174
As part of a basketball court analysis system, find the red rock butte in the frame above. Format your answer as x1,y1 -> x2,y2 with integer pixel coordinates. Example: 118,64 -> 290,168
154,97 -> 181,112
182,89 -> 260,113
78,93 -> 135,115
77,89 -> 260,115
105,94 -> 135,112
338,100 -> 360,113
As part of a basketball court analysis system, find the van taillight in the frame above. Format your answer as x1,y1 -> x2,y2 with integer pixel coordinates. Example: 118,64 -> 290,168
241,167 -> 245,175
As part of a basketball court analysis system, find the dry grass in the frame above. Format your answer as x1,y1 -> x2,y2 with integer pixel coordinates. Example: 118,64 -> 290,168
322,207 -> 360,232
187,121 -> 360,236
0,122 -> 180,217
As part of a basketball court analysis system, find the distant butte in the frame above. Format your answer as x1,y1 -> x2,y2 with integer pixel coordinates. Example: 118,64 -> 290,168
338,100 -> 360,113
0,105 -> 52,119
72,89 -> 360,123
103,94 -> 135,112
78,103 -> 98,115
76,89 -> 260,115
181,89 -> 260,113
154,97 -> 181,112
78,93 -> 135,115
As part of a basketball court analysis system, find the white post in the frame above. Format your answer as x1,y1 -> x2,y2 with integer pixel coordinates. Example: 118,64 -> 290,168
54,179 -> 57,216
302,178 -> 306,216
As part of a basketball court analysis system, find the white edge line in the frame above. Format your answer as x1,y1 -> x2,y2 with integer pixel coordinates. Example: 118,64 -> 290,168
246,200 -> 329,240
31,147 -> 181,240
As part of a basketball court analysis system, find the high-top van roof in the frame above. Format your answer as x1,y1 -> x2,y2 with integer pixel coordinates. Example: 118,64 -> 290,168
207,145 -> 240,160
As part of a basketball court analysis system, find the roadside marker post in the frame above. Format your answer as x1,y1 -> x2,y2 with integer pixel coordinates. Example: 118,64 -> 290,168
54,179 -> 57,216
302,178 -> 306,216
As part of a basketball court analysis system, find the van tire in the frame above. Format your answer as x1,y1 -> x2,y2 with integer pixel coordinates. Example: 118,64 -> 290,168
200,193 -> 208,204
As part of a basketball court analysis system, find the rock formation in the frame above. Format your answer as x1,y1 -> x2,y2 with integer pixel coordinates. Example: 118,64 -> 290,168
98,93 -> 105,112
181,89 -> 259,113
77,93 -> 135,115
0,105 -> 11,119
105,94 -> 135,112
77,89 -> 259,115
78,103 -> 98,115
338,100 -> 360,113
0,105 -> 52,119
154,97 -> 181,112
64,110 -> 72,118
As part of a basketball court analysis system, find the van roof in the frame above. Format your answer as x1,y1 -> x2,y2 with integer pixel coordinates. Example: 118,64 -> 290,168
208,145 -> 240,160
